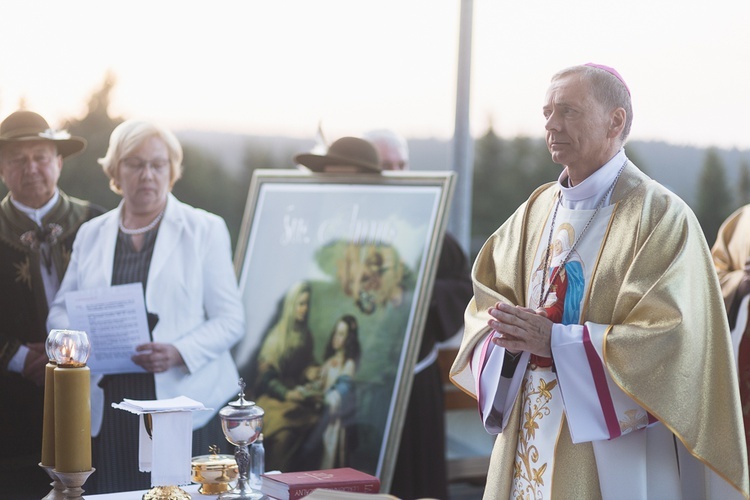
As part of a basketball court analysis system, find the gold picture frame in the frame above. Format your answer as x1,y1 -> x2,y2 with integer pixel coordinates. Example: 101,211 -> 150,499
231,169 -> 455,492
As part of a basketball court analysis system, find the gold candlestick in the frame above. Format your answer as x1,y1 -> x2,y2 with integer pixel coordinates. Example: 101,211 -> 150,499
39,462 -> 65,500
55,468 -> 95,500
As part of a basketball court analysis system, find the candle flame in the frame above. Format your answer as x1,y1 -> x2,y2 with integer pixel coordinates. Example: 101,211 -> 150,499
50,329 -> 90,367
60,339 -> 77,364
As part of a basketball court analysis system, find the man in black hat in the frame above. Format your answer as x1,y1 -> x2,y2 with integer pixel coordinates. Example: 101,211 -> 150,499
0,110 -> 104,498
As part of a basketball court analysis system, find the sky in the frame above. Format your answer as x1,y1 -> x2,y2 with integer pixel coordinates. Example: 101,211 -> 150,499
3,0 -> 750,150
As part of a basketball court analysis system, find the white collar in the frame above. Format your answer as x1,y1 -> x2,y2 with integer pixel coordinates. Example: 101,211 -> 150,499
11,190 -> 60,226
558,150 -> 627,210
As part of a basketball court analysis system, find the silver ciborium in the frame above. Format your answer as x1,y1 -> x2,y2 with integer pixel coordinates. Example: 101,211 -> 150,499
218,379 -> 264,499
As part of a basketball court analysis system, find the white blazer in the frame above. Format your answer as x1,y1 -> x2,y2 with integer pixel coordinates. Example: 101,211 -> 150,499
47,194 -> 246,434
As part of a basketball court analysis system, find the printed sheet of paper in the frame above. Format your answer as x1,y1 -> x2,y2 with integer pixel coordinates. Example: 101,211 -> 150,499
65,282 -> 150,375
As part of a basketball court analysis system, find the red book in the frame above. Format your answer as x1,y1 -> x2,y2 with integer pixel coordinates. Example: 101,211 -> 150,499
260,468 -> 380,500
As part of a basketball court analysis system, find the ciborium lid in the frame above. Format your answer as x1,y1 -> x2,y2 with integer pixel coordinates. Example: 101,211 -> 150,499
224,378 -> 257,409
220,378 -> 264,415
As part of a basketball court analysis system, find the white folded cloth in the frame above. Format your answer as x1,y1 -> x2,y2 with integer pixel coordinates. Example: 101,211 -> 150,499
113,396 -> 210,487
138,410 -> 193,487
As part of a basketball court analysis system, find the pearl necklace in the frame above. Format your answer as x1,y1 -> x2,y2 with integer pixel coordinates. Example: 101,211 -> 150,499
119,208 -> 165,235
538,160 -> 627,308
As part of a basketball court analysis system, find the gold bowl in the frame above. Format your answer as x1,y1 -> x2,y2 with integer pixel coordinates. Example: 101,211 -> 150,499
191,452 -> 238,494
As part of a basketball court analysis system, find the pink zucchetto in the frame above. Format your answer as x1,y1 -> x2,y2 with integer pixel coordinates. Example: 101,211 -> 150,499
584,62 -> 630,96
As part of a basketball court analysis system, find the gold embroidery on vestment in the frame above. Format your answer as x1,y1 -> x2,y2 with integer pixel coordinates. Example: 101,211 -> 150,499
513,373 -> 558,499
619,408 -> 648,433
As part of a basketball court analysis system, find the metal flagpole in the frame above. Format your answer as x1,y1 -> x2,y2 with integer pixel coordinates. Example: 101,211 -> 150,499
449,0 -> 474,256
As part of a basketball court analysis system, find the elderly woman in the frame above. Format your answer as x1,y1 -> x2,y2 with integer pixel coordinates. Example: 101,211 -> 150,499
47,120 -> 245,494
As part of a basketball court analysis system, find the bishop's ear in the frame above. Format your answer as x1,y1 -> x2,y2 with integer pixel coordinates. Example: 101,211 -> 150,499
608,108 -> 626,138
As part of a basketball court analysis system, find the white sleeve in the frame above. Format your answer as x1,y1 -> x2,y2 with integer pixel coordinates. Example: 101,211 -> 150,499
552,322 -> 654,444
475,331 -> 530,434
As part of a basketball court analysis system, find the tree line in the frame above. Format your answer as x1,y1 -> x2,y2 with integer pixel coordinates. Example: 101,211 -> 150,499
2,75 -> 747,255
1,75 -> 283,250
471,125 -> 750,253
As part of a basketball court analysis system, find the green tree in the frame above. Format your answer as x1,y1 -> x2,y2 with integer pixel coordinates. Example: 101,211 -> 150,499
514,136 -> 559,191
0,72 -> 122,205
738,159 -> 750,206
0,69 -> 298,255
230,141 -> 306,267
174,138 -> 295,251
471,125 -> 505,247
470,125 -> 557,259
38,70 -> 287,252
695,148 -> 734,246
172,142 -> 256,250
60,70 -> 123,210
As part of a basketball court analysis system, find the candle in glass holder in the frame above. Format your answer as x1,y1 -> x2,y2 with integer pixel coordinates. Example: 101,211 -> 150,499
51,330 -> 92,473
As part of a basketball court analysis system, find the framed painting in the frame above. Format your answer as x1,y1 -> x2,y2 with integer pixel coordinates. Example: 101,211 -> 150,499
231,169 -> 455,492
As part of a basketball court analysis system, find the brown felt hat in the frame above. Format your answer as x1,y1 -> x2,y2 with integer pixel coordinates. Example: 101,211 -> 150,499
0,110 -> 86,158
294,136 -> 382,173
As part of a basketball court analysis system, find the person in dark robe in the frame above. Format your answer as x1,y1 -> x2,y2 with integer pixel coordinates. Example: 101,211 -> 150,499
364,129 -> 473,500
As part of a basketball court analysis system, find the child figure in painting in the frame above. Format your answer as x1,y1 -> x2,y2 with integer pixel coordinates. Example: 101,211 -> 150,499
302,314 -> 362,469
339,243 -> 406,315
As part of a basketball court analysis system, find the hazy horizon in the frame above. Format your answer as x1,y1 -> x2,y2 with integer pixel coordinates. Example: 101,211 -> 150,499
3,0 -> 749,150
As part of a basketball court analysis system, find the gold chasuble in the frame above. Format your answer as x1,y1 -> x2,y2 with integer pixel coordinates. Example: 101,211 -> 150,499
451,163 -> 749,499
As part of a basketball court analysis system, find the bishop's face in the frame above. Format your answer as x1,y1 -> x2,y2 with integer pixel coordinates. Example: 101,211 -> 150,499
543,74 -> 617,182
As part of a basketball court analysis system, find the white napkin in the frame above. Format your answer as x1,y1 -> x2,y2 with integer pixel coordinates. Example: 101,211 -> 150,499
138,411 -> 193,487
116,395 -> 207,413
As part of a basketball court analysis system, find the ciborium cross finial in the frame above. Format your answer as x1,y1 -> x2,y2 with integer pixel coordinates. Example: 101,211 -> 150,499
238,378 -> 246,399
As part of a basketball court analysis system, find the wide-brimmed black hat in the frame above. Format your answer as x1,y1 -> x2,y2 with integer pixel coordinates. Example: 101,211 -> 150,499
0,110 -> 86,158
294,136 -> 381,173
